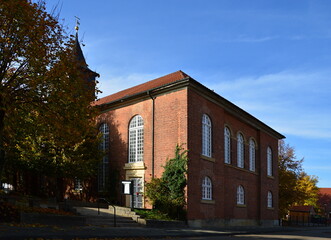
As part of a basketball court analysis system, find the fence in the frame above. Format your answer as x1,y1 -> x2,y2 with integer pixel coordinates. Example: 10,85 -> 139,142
287,215 -> 329,227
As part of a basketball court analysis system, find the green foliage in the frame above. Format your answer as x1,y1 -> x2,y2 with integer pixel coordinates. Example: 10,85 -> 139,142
278,140 -> 319,218
162,144 -> 188,204
134,209 -> 172,220
295,172 -> 319,207
0,0 -> 102,181
145,178 -> 169,206
145,144 -> 188,220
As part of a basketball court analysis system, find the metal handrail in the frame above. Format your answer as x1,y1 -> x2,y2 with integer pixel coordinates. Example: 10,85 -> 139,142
97,198 -> 116,227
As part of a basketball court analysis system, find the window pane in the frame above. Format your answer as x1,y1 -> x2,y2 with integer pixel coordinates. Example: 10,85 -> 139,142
202,114 -> 212,157
267,147 -> 273,176
237,134 -> 244,168
267,191 -> 273,208
249,139 -> 255,171
224,127 -> 231,163
202,177 -> 212,200
237,185 -> 245,205
129,115 -> 144,163
98,123 -> 110,192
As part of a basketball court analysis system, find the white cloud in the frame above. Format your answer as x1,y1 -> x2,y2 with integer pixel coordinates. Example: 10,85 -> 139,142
207,70 -> 331,139
95,69 -> 331,140
232,36 -> 278,43
97,71 -> 162,98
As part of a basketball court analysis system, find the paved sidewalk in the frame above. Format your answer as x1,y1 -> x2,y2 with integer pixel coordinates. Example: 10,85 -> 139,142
1,223 -> 329,240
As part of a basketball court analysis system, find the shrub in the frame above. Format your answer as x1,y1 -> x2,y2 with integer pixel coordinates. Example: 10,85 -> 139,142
0,202 -> 20,222
145,144 -> 187,220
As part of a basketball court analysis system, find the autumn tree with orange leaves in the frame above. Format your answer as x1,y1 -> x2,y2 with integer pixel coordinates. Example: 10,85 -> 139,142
278,140 -> 319,218
0,0 -> 102,185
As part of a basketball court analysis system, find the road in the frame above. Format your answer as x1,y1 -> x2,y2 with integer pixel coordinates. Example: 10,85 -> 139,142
157,228 -> 331,240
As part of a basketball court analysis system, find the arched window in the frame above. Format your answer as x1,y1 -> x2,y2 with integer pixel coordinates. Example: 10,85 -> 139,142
237,185 -> 245,205
202,176 -> 212,200
249,139 -> 256,171
202,114 -> 212,157
224,127 -> 231,164
98,123 -> 110,192
267,147 -> 273,176
129,115 -> 144,163
267,191 -> 273,208
237,133 -> 244,168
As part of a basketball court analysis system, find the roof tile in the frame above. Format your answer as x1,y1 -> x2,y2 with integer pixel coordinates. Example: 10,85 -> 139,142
289,205 -> 314,212
94,70 -> 190,106
319,188 -> 331,196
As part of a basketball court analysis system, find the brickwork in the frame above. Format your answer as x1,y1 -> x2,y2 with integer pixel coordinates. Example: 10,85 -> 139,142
95,72 -> 283,226
186,88 -> 279,226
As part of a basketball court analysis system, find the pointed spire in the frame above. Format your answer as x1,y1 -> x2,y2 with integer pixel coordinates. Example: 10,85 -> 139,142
73,16 -> 87,67
72,17 -> 99,100
75,16 -> 80,33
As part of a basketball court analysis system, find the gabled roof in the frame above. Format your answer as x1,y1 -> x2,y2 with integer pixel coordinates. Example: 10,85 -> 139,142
319,188 -> 331,196
94,70 -> 189,106
94,70 -> 285,139
289,206 -> 315,212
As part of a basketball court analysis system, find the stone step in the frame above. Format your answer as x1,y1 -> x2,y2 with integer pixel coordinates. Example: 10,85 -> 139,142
75,206 -> 142,228
86,217 -> 141,227
75,206 -> 139,219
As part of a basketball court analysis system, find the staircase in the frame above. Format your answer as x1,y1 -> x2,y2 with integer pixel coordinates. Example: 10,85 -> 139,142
74,206 -> 143,227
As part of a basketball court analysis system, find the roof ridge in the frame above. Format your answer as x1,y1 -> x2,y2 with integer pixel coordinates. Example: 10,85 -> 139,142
94,70 -> 191,105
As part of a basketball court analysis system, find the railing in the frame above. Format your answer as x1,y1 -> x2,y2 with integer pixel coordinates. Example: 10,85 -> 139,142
97,198 -> 116,227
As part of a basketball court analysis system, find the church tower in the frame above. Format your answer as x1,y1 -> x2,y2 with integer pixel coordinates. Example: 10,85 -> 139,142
73,19 -> 99,100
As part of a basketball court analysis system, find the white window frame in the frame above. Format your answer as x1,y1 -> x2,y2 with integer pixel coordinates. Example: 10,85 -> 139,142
249,139 -> 256,172
131,178 -> 143,208
202,114 -> 212,157
237,185 -> 245,205
202,176 -> 212,200
237,133 -> 244,168
224,127 -> 231,164
267,147 -> 273,176
267,191 -> 273,208
129,115 -> 144,163
98,123 -> 110,192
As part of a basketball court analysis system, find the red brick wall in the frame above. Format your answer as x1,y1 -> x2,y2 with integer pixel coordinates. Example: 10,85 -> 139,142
187,88 -> 279,223
97,85 -> 279,224
153,89 -> 188,179
97,88 -> 188,206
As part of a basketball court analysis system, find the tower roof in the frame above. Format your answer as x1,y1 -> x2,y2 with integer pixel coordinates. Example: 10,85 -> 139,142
73,32 -> 99,81
74,32 -> 87,67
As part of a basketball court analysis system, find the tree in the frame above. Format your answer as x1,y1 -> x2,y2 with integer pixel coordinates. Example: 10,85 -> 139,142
278,140 -> 319,218
0,0 -> 101,182
295,173 -> 319,207
145,144 -> 188,219
162,144 -> 188,204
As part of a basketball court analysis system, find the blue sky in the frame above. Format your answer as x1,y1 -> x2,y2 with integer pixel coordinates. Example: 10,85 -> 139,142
46,0 -> 331,187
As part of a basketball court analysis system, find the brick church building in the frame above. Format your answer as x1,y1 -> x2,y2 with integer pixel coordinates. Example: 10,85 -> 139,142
94,70 -> 285,227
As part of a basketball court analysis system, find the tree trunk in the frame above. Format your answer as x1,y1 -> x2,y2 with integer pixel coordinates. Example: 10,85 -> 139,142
0,109 -> 5,180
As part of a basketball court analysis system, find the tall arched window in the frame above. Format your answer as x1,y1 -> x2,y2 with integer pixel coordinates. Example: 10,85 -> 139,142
224,127 -> 231,164
202,176 -> 212,200
98,123 -> 110,192
237,133 -> 244,168
249,139 -> 256,172
267,147 -> 273,176
267,191 -> 273,208
202,114 -> 212,157
237,185 -> 245,205
129,115 -> 144,163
